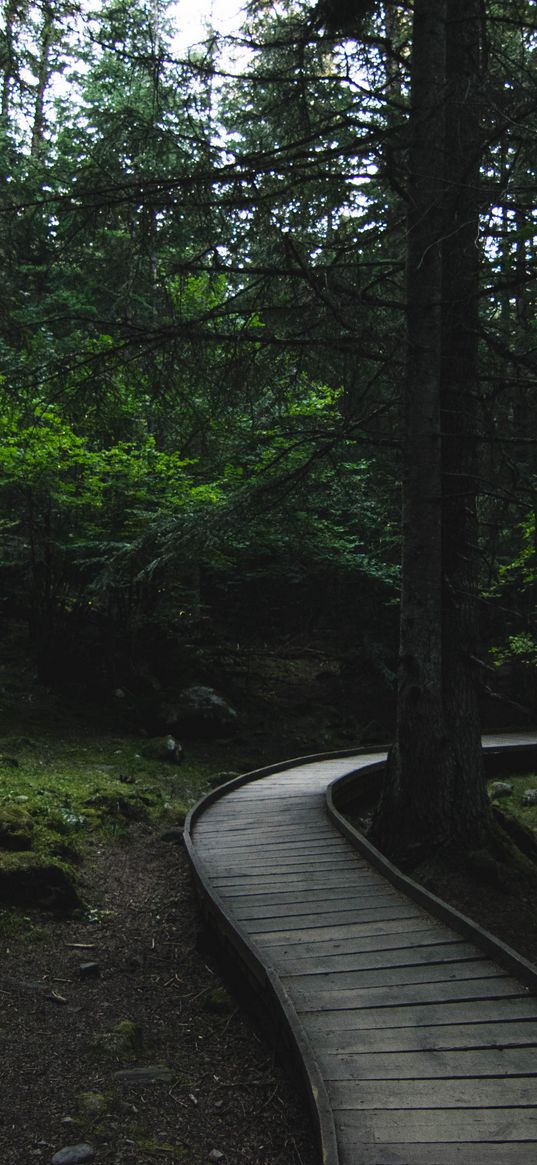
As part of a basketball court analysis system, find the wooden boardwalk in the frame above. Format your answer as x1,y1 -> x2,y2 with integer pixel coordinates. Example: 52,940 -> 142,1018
186,738 -> 537,1165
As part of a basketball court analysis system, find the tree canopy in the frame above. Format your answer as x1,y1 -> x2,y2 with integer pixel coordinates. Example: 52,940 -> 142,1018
1,0 -> 536,858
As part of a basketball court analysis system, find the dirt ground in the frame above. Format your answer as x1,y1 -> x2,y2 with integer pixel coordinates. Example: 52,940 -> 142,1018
0,826 -> 317,1165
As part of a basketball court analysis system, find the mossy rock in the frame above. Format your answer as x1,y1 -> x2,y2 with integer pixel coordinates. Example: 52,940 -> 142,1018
140,736 -> 183,765
77,1090 -> 111,1119
0,806 -> 35,851
0,853 -> 82,911
95,1018 -> 143,1061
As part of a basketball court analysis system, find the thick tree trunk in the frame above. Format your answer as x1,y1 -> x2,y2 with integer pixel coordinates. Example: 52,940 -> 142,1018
440,0 -> 491,837
370,0 -> 491,862
370,0 -> 449,861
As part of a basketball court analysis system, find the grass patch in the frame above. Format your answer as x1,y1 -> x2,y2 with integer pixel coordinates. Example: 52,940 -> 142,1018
0,730 -> 220,924
489,772 -> 537,832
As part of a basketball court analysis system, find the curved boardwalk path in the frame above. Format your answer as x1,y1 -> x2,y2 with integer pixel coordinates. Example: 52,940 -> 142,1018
186,736 -> 537,1165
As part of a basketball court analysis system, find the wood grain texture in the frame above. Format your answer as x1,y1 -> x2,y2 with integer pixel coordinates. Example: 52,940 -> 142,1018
339,1144 -> 537,1164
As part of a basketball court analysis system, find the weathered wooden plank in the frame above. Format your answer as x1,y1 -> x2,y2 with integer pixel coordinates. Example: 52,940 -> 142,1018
200,843 -> 335,862
339,1142 -> 537,1164
212,864 -> 374,881
247,905 -> 419,934
195,822 -> 325,839
232,894 -> 402,921
199,837 -> 334,854
257,926 -> 454,961
198,810 -> 322,827
283,958 -> 494,992
336,1107 -> 537,1144
197,837 -> 348,857
198,838 -> 350,857
316,1019 -> 537,1055
331,1075 -> 537,1109
294,975 -> 520,1014
213,883 -> 372,902
251,908 -> 421,945
252,914 -> 437,946
225,793 -> 323,804
203,793 -> 317,805
197,810 -> 327,826
321,1046 -> 537,1081
300,995 -> 537,1034
210,866 -> 360,883
220,890 -> 361,908
208,855 -> 363,874
213,874 -> 391,895
195,825 -> 333,843
205,839 -> 353,857
207,866 -> 396,880
267,939 -> 481,975
214,878 -> 398,903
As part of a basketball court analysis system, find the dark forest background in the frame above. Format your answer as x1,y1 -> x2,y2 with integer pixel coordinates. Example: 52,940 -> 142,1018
1,0 -> 536,756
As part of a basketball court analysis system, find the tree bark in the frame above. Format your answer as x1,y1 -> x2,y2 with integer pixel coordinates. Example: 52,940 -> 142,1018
370,0 -> 491,862
440,0 -> 490,838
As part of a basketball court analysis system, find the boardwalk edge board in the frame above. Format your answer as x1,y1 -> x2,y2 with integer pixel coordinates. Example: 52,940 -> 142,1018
326,743 -> 537,993
185,738 -> 537,1165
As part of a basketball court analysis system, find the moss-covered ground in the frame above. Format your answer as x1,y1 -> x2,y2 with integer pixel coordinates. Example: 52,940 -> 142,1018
0,728 -> 219,927
489,772 -> 537,830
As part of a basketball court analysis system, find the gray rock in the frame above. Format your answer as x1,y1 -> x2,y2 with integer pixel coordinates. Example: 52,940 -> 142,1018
169,686 -> 238,740
51,1145 -> 95,1165
208,1152 -> 225,1163
489,780 -> 513,799
140,736 -> 183,765
522,789 -> 537,806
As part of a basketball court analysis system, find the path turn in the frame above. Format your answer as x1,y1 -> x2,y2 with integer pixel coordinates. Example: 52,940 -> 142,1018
186,738 -> 537,1165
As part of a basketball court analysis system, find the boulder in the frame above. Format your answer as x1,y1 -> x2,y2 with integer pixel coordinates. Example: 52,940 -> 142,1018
140,735 -> 183,764
0,806 -> 34,851
0,855 -> 81,911
168,686 -> 238,739
522,788 -> 537,806
488,780 -> 513,800
51,1145 -> 95,1165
